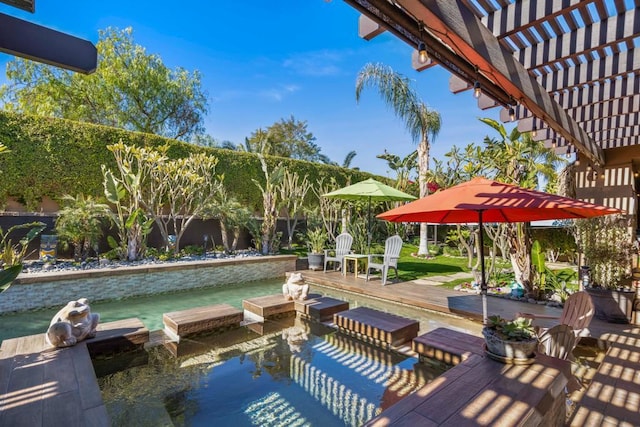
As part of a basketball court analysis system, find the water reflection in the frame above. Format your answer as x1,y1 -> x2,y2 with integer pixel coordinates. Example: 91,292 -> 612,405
97,316 -> 447,426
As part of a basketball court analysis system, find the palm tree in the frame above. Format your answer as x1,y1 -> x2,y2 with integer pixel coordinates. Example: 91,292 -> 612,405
356,63 -> 441,255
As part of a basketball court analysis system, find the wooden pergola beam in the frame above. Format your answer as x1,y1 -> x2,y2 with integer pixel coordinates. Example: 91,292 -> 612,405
0,13 -> 97,74
388,0 -> 603,164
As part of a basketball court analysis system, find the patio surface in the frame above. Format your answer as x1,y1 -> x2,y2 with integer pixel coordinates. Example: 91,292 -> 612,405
303,269 -> 640,426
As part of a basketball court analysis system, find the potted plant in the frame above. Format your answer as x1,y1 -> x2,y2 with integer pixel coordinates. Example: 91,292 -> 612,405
306,228 -> 326,271
482,315 -> 537,361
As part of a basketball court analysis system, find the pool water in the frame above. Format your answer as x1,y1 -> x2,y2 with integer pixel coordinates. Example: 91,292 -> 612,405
97,317 -> 447,427
0,279 -> 284,343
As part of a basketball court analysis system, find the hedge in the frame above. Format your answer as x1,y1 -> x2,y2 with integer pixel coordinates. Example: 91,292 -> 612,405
0,112 -> 377,212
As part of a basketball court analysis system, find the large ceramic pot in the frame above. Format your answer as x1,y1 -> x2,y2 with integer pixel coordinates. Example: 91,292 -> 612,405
482,327 -> 537,360
307,252 -> 324,271
585,287 -> 635,324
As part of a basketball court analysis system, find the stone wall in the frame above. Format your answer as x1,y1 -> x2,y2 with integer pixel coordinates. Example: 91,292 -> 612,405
0,255 -> 297,314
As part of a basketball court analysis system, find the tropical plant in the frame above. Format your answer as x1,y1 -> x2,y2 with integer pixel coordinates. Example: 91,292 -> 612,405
1,27 -> 207,140
305,228 -> 327,254
253,153 -> 285,255
356,63 -> 441,257
278,169 -> 311,249
102,166 -> 153,261
0,222 -> 46,291
55,194 -> 111,261
203,186 -> 253,253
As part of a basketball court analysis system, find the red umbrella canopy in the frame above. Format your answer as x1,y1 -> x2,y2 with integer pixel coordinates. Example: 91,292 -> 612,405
378,177 -> 623,223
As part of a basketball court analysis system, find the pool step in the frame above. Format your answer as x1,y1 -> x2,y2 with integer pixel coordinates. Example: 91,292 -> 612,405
412,327 -> 484,365
162,303 -> 243,342
242,294 -> 296,320
334,307 -> 419,348
295,296 -> 350,322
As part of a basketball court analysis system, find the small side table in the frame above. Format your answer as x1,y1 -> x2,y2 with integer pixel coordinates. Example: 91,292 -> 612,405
343,254 -> 368,279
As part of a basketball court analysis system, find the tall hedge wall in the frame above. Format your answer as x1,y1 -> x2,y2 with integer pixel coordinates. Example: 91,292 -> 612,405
0,112 -> 376,212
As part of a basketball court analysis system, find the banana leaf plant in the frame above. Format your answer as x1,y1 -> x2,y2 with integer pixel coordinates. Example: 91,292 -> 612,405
0,221 -> 46,291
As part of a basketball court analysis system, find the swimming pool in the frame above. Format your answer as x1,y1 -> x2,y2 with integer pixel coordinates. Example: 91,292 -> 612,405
97,316 -> 448,426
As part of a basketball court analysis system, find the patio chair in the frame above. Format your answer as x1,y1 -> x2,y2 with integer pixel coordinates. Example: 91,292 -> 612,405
366,235 -> 402,285
323,232 -> 353,273
517,291 -> 595,338
537,323 -> 583,393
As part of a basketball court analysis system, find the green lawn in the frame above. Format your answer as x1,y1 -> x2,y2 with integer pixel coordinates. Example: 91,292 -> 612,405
281,242 -> 576,290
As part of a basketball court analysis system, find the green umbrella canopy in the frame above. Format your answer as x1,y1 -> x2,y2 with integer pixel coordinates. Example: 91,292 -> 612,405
323,178 -> 416,253
323,178 -> 417,201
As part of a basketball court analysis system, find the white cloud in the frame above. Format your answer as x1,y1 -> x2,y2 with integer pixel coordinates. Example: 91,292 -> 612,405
258,84 -> 300,101
283,50 -> 346,76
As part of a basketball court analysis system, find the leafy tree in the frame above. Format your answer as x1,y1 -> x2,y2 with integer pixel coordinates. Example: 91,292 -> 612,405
356,63 -> 441,256
481,118 -> 564,297
245,116 -> 322,161
191,134 -> 235,149
55,194 -> 111,261
1,27 -> 207,140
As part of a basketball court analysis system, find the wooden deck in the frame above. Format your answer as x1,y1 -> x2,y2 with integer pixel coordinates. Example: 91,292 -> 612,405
303,269 -> 640,426
365,327 -> 571,426
0,318 -> 148,427
334,306 -> 419,347
163,303 -> 243,341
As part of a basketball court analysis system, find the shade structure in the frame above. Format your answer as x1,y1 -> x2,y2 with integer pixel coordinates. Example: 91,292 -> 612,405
323,178 -> 416,253
378,176 -> 623,323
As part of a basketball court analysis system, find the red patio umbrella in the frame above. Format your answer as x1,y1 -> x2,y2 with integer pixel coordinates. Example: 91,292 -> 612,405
378,177 -> 623,323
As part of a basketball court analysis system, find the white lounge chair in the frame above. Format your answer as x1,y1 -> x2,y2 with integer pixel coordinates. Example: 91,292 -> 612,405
366,235 -> 402,285
323,233 -> 353,273
517,291 -> 595,338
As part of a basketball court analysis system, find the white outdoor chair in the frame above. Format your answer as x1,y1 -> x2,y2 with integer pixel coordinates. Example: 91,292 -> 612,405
366,235 -> 403,285
323,233 -> 353,273
517,291 -> 595,338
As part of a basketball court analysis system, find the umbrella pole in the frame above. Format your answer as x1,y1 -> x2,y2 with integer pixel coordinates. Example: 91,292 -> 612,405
367,196 -> 372,254
478,210 -> 487,325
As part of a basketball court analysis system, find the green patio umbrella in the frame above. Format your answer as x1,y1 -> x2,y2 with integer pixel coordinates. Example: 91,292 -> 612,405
323,178 -> 416,253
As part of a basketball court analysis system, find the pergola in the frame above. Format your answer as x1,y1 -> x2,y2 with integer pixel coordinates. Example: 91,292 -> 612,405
345,0 -> 639,177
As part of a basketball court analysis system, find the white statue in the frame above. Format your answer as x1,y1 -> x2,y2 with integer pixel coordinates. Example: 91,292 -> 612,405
46,298 -> 100,348
282,272 -> 309,301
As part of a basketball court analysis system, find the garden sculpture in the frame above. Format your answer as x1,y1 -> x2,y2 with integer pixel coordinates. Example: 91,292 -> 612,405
46,298 -> 100,348
282,272 -> 309,301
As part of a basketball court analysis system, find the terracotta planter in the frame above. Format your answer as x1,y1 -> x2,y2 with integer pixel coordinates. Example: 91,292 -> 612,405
482,327 -> 537,360
585,287 -> 635,324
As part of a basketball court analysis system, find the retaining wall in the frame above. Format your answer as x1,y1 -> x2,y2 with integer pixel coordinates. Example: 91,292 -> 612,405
0,255 -> 297,314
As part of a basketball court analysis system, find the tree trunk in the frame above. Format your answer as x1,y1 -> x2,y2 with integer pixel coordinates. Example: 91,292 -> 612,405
417,136 -> 429,256
508,223 -> 534,296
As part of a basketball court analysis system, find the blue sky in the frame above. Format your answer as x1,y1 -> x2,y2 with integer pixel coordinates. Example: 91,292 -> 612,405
0,0 -> 505,177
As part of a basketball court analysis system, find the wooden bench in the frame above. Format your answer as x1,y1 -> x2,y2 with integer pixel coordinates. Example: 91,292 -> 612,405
334,307 -> 419,347
412,327 -> 484,365
243,294 -> 295,320
163,303 -> 243,341
295,296 -> 349,322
